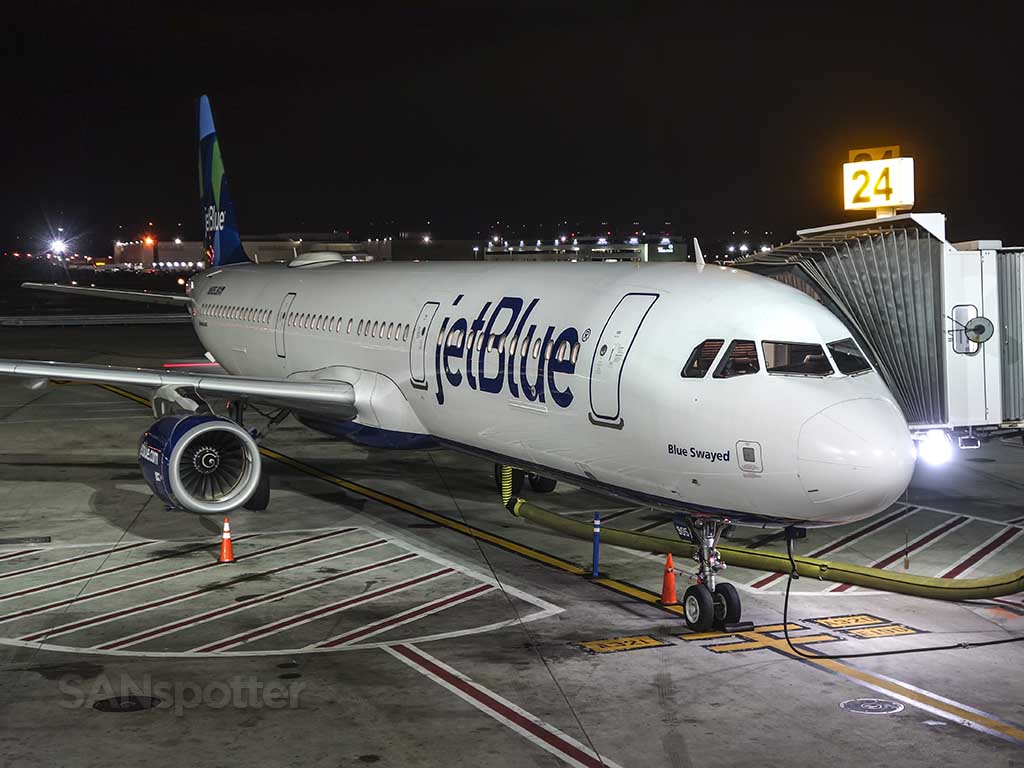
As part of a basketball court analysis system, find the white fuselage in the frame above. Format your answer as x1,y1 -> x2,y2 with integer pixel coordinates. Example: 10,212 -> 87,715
187,260 -> 916,528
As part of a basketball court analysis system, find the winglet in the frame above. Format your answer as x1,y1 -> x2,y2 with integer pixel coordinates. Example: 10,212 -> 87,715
693,237 -> 705,266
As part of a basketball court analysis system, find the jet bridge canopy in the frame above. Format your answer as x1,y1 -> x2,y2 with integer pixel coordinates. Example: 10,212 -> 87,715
734,213 -> 1024,436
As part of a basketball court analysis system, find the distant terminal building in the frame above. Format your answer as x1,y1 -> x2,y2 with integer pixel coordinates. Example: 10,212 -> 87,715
110,232 -> 690,267
112,234 -> 390,268
387,232 -> 688,262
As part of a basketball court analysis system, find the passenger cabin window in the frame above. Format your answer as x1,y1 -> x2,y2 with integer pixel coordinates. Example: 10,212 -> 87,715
762,341 -> 833,376
827,338 -> 872,375
713,340 -> 759,378
681,339 -> 724,379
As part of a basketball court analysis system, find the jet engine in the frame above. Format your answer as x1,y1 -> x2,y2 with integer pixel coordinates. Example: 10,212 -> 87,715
138,414 -> 262,513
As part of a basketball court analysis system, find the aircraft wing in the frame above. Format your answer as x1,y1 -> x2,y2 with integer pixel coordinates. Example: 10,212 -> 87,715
0,359 -> 355,417
22,282 -> 193,307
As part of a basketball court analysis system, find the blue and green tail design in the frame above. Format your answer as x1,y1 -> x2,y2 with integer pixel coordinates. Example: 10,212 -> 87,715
198,95 -> 250,267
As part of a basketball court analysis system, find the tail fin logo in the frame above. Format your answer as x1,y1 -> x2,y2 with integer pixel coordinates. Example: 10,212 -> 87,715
204,205 -> 226,233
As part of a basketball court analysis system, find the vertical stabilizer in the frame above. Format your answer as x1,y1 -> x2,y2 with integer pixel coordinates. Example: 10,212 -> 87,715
198,95 -> 250,267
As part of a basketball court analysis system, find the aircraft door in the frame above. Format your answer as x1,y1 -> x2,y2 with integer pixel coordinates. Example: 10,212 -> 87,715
410,301 -> 440,389
275,292 -> 296,358
589,292 -> 658,428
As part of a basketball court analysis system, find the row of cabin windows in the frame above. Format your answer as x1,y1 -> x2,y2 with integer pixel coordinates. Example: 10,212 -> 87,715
200,303 -> 272,324
681,338 -> 870,379
440,328 -> 581,365
286,312 -> 412,343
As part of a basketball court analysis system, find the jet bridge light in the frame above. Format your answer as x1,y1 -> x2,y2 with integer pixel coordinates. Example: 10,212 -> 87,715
918,429 -> 953,466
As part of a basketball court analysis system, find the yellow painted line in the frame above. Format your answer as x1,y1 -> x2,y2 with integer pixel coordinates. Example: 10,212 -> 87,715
751,623 -> 804,634
736,630 -> 1024,743
579,635 -> 669,654
89,383 -> 1024,743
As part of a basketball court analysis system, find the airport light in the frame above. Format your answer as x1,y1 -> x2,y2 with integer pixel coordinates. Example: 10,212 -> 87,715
919,429 -> 953,466
728,245 -> 735,253
144,236 -> 155,246
50,239 -> 66,254
739,244 -> 749,252
174,237 -> 182,245
760,245 -> 770,252
422,235 -> 431,244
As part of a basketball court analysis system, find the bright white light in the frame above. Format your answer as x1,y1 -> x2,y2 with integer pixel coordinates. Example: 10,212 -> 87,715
739,244 -> 749,252
628,237 -> 639,245
597,237 -> 608,245
660,237 -> 670,245
50,239 -> 66,253
422,235 -> 431,243
919,429 -> 953,466
760,245 -> 770,252
728,245 -> 735,252
560,236 -> 566,243
174,237 -> 182,245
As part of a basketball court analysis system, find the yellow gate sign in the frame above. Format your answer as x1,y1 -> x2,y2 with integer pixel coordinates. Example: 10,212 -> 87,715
843,157 -> 915,213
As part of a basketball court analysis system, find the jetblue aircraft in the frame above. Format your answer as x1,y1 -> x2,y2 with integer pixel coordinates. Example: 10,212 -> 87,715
0,97 -> 916,630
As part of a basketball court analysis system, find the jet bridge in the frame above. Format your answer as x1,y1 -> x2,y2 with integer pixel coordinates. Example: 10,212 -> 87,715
734,213 -> 1024,445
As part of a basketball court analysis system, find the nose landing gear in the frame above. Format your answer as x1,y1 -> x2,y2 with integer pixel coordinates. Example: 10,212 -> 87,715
676,516 -> 742,631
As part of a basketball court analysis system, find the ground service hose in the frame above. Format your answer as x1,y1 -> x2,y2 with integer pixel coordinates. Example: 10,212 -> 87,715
509,498 -> 1024,601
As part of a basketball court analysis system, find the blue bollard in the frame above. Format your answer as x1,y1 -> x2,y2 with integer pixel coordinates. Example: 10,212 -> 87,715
591,511 -> 601,578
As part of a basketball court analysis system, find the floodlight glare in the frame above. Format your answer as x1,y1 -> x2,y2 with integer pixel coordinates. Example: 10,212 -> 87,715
919,429 -> 953,466
50,239 -> 66,254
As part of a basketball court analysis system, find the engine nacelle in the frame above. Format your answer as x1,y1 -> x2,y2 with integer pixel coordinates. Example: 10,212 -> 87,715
139,415 -> 262,513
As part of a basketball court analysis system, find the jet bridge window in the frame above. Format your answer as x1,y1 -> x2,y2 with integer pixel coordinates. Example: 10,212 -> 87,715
762,341 -> 833,376
713,340 -> 760,378
827,338 -> 872,375
681,339 -> 724,378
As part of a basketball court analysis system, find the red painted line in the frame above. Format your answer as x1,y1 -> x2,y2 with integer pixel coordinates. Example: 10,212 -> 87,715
318,583 -> 494,648
99,550 -> 415,651
752,506 -> 916,589
390,644 -> 612,768
194,565 -> 452,653
0,549 -> 43,563
941,527 -> 1024,579
0,540 -> 153,582
831,515 -> 969,592
14,528 -> 360,638
0,534 -> 257,603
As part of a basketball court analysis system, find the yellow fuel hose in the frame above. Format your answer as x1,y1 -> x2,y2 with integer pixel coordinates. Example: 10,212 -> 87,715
509,498 -> 1024,600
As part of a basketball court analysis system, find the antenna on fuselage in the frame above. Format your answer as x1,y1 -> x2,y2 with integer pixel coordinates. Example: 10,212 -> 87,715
693,237 -> 705,266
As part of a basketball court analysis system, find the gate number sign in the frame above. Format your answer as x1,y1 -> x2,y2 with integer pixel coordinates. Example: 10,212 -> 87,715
843,157 -> 914,212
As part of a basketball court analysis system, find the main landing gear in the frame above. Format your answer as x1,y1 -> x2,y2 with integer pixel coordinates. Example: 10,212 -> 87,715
676,516 -> 742,632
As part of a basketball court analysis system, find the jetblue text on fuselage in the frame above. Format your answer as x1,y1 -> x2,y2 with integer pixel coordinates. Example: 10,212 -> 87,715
433,295 -> 579,408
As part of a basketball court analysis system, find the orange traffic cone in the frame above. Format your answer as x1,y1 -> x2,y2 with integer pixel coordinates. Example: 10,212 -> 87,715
660,553 -> 678,605
218,517 -> 235,563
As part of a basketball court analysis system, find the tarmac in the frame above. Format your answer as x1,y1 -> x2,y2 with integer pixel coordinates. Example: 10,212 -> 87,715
0,325 -> 1020,768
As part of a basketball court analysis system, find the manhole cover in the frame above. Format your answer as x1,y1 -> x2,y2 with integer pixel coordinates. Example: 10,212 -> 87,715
838,698 -> 904,715
93,696 -> 161,713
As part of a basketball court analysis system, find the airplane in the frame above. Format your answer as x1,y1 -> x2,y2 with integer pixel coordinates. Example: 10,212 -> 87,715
0,96 -> 917,631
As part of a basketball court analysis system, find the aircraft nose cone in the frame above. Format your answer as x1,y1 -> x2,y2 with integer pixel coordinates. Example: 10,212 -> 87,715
797,398 -> 916,522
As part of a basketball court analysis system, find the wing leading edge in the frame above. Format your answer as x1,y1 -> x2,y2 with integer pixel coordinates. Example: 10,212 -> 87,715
0,359 -> 355,417
21,282 -> 193,308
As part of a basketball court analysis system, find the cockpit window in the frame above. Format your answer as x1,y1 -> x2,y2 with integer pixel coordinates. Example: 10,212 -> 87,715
762,341 -> 833,376
713,340 -> 760,378
827,338 -> 872,375
681,339 -> 724,379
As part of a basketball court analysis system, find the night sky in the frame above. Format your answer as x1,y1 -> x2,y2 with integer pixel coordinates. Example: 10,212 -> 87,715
2,2 -> 1021,254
